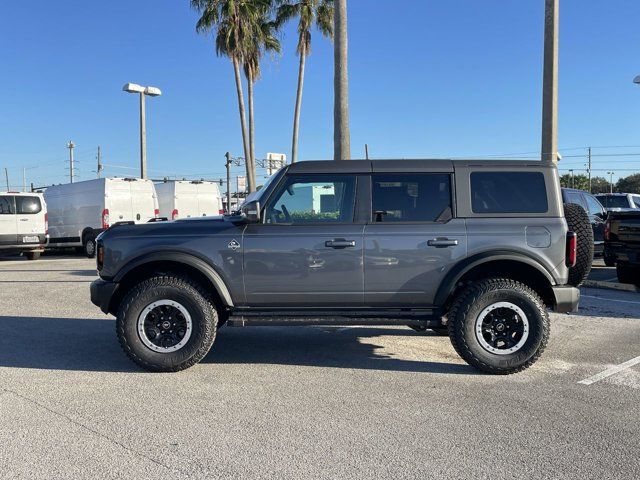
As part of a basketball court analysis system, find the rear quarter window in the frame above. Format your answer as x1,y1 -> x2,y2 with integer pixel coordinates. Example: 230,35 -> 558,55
471,172 -> 548,214
15,196 -> 42,214
0,196 -> 14,214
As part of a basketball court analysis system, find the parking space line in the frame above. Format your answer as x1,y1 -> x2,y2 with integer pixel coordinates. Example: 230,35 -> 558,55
581,294 -> 640,305
578,355 -> 640,385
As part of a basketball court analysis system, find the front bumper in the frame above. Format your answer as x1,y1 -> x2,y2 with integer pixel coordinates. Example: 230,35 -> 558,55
552,285 -> 580,313
90,279 -> 118,315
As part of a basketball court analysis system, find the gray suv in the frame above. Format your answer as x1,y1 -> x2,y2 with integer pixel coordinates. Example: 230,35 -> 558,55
91,160 -> 580,374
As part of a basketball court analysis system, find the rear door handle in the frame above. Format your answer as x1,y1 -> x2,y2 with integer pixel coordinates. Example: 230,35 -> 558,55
19,219 -> 29,222
325,239 -> 356,249
427,238 -> 459,248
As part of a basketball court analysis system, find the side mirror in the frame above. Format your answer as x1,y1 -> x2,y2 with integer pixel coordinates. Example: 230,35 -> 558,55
242,201 -> 261,223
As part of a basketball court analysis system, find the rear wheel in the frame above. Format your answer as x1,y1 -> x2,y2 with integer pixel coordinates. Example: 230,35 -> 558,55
448,278 -> 549,374
564,203 -> 594,287
83,232 -> 97,258
25,251 -> 40,261
116,275 -> 217,372
603,253 -> 616,267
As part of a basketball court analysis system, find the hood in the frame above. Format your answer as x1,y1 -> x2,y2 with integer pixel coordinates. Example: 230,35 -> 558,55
98,216 -> 237,241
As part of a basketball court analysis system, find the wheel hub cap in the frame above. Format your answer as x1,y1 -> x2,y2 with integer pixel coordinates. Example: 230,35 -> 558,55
137,300 -> 192,353
475,302 -> 529,355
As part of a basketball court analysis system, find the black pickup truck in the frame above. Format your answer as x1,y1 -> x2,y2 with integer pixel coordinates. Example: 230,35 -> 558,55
605,211 -> 640,286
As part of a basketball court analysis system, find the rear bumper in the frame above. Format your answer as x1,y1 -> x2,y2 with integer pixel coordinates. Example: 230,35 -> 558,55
551,285 -> 580,313
90,279 -> 118,315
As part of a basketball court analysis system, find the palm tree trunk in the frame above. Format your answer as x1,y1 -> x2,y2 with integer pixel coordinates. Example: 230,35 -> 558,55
232,57 -> 255,193
333,0 -> 350,160
247,66 -> 257,190
291,45 -> 306,164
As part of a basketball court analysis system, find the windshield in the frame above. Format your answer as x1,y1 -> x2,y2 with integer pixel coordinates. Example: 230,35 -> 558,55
237,168 -> 283,210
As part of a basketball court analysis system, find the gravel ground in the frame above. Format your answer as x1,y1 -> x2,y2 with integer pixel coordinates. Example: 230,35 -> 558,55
1,255 -> 639,480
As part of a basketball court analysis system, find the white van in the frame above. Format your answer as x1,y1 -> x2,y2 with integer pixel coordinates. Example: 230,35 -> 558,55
0,192 -> 48,260
155,180 -> 224,220
44,178 -> 159,257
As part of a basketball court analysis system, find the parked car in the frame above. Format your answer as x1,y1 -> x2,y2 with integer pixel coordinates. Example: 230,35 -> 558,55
604,211 -> 640,286
155,180 -> 224,220
594,193 -> 640,211
561,188 -> 606,258
0,192 -> 48,260
44,178 -> 159,258
91,160 -> 587,375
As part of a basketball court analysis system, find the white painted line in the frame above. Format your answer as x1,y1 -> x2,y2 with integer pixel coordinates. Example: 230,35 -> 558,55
578,355 -> 640,385
582,294 -> 640,306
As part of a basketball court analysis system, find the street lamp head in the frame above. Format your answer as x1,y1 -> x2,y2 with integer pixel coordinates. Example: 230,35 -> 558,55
123,83 -> 145,94
144,86 -> 162,97
634,75 -> 640,85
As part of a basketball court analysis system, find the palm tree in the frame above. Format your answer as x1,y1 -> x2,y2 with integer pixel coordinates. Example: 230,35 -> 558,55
244,8 -> 281,184
276,0 -> 333,163
333,0 -> 349,160
192,0 -> 265,192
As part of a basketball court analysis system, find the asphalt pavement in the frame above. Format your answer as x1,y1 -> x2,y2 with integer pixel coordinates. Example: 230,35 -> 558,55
1,255 -> 639,479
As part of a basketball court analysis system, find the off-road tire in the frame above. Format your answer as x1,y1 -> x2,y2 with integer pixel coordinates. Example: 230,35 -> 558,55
83,232 -> 97,258
25,251 -> 40,261
448,278 -> 550,375
616,263 -> 639,286
564,203 -> 594,287
116,275 -> 217,372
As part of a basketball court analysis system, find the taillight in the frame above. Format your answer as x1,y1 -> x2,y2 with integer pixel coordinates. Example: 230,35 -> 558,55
171,209 -> 179,220
566,232 -> 577,268
218,209 -> 225,215
154,208 -> 160,218
604,220 -> 611,241
102,209 -> 110,229
44,213 -> 49,235
97,244 -> 104,270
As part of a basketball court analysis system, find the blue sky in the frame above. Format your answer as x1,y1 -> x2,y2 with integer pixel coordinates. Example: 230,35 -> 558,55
0,0 -> 639,189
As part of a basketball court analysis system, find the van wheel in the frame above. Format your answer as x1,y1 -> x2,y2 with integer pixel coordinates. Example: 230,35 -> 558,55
564,203 -> 594,287
83,232 -> 97,258
448,278 -> 549,375
116,275 -> 217,372
25,252 -> 41,261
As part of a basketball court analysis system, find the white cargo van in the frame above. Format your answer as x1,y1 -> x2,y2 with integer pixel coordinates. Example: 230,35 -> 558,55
0,192 -> 48,260
44,178 -> 159,257
155,180 -> 224,220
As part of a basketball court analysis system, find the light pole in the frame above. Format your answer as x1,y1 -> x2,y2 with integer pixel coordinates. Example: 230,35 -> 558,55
569,169 -> 574,188
123,83 -> 162,179
607,171 -> 615,194
541,0 -> 559,165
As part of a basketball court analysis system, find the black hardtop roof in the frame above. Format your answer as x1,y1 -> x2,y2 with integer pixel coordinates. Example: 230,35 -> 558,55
286,159 -> 555,174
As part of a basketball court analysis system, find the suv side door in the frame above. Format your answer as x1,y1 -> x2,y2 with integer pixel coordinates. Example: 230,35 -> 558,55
0,195 -> 17,246
363,170 -> 467,306
242,173 -> 364,307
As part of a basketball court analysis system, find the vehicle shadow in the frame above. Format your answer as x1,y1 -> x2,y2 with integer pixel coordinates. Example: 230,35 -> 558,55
0,316 -> 476,375
204,326 -> 476,375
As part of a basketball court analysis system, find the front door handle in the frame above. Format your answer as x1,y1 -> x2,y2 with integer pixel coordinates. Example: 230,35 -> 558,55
427,238 -> 459,248
325,239 -> 356,249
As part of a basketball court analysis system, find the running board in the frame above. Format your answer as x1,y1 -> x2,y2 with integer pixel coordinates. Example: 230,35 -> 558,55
227,309 -> 441,327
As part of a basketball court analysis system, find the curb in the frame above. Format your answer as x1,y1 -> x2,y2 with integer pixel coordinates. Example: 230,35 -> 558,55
583,279 -> 639,293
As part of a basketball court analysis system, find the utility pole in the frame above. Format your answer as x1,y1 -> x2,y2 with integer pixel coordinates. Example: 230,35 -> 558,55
22,167 -> 26,192
67,141 -> 75,183
569,169 -> 574,188
97,146 -> 103,178
4,167 -> 9,190
541,0 -> 559,165
225,152 -> 232,214
333,0 -> 351,160
607,171 -> 615,194
587,146 -> 592,193
365,144 -> 369,160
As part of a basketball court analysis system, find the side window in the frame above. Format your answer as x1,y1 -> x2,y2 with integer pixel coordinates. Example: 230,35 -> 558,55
471,172 -> 548,214
566,192 -> 586,210
632,195 -> 640,209
584,194 -> 604,217
15,196 -> 42,215
371,174 -> 451,222
265,175 -> 356,224
0,196 -> 14,214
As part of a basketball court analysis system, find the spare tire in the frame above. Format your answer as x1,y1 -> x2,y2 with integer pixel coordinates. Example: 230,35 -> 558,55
564,203 -> 593,287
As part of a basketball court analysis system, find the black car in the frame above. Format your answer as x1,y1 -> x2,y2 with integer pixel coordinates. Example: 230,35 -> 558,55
561,188 -> 607,258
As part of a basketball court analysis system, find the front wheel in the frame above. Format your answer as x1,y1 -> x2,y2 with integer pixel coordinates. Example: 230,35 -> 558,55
448,278 -> 549,374
116,275 -> 218,372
